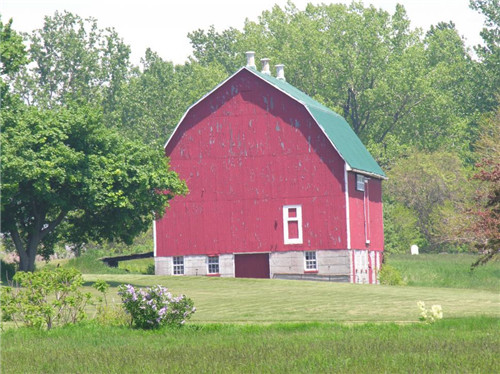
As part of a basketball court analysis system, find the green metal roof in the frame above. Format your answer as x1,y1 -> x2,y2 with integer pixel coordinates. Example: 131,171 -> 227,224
247,67 -> 386,178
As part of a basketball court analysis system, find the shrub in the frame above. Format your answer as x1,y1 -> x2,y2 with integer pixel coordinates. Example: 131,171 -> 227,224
0,268 -> 91,330
1,259 -> 17,282
118,284 -> 195,329
146,263 -> 155,275
378,264 -> 406,286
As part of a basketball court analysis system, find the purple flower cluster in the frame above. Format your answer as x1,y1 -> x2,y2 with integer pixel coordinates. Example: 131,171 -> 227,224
117,284 -> 195,329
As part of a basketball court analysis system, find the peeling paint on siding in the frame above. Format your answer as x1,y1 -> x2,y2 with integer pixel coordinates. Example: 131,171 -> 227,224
157,69 -> 382,258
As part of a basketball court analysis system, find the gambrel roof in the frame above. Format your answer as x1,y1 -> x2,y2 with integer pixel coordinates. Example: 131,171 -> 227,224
166,66 -> 386,179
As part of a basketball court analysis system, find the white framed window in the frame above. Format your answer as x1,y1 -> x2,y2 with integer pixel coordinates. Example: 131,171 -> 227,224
173,256 -> 184,275
208,256 -> 219,274
305,251 -> 317,270
356,174 -> 365,191
283,205 -> 303,245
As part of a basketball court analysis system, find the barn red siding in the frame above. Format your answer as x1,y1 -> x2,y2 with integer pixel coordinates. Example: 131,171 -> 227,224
348,173 -> 384,251
156,69 -> 349,257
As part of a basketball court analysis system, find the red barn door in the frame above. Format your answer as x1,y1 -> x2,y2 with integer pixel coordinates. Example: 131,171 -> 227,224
234,253 -> 270,279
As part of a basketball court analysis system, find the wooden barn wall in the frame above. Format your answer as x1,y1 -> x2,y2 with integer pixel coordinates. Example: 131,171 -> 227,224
347,174 -> 384,251
157,69 -> 348,257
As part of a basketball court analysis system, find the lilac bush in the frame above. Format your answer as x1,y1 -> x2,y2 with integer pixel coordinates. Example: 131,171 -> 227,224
118,284 -> 195,329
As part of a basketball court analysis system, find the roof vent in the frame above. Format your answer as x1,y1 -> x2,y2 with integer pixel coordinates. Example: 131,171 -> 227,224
245,51 -> 256,69
260,58 -> 271,75
275,64 -> 285,81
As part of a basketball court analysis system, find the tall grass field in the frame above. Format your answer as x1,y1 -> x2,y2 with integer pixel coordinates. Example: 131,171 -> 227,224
1,253 -> 499,373
2,318 -> 498,373
389,253 -> 500,291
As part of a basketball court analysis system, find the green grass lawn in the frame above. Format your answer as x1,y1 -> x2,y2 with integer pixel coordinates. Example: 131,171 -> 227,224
2,317 -> 498,373
81,273 -> 500,323
118,258 -> 154,274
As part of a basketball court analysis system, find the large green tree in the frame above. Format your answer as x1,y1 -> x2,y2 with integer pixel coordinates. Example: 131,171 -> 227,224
0,103 -> 187,271
1,19 -> 187,271
385,150 -> 473,252
114,49 -> 228,146
0,18 -> 28,76
10,11 -> 131,117
470,0 -> 500,112
0,17 -> 28,106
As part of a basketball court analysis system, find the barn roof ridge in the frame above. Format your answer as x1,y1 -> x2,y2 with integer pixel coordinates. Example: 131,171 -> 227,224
244,66 -> 386,179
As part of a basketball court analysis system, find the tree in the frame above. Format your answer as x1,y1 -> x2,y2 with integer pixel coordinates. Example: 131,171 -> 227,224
469,105 -> 500,267
470,0 -> 500,112
0,18 -> 28,76
383,202 -> 425,254
188,25 -> 242,74
0,103 -> 187,271
385,150 -> 473,252
115,49 -> 228,146
10,11 -> 131,118
0,17 -> 28,106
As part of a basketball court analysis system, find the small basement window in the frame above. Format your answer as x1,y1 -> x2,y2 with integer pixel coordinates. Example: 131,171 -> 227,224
208,256 -> 219,274
305,251 -> 317,270
283,205 -> 303,245
356,174 -> 366,192
173,256 -> 184,275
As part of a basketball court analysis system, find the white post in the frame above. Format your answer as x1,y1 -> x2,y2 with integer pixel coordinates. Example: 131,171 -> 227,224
411,244 -> 419,255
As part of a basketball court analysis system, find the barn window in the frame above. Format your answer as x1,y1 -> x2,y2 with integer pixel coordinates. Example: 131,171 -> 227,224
304,251 -> 317,270
283,205 -> 303,244
208,256 -> 219,274
356,174 -> 365,191
173,256 -> 184,275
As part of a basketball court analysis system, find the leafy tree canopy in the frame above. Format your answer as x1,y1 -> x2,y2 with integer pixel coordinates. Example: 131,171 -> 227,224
9,11 -> 131,116
0,17 -> 28,76
470,0 -> 500,111
0,102 -> 187,272
113,49 -> 228,146
385,150 -> 474,252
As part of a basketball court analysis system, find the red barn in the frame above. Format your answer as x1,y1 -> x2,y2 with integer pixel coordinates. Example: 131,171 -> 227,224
155,53 -> 386,284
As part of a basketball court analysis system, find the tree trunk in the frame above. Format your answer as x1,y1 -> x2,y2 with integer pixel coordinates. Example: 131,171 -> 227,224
18,245 -> 37,272
11,228 -> 38,272
11,209 -> 67,272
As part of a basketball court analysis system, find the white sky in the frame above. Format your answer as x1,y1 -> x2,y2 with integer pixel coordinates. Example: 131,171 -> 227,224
1,0 -> 486,66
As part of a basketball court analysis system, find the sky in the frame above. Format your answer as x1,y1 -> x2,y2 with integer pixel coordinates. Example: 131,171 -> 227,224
2,0 -> 487,66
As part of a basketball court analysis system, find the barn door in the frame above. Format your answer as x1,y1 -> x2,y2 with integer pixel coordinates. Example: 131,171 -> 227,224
354,250 -> 369,284
234,253 -> 270,279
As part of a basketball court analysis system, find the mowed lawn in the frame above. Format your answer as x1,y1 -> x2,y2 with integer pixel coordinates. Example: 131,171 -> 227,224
81,274 -> 499,323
